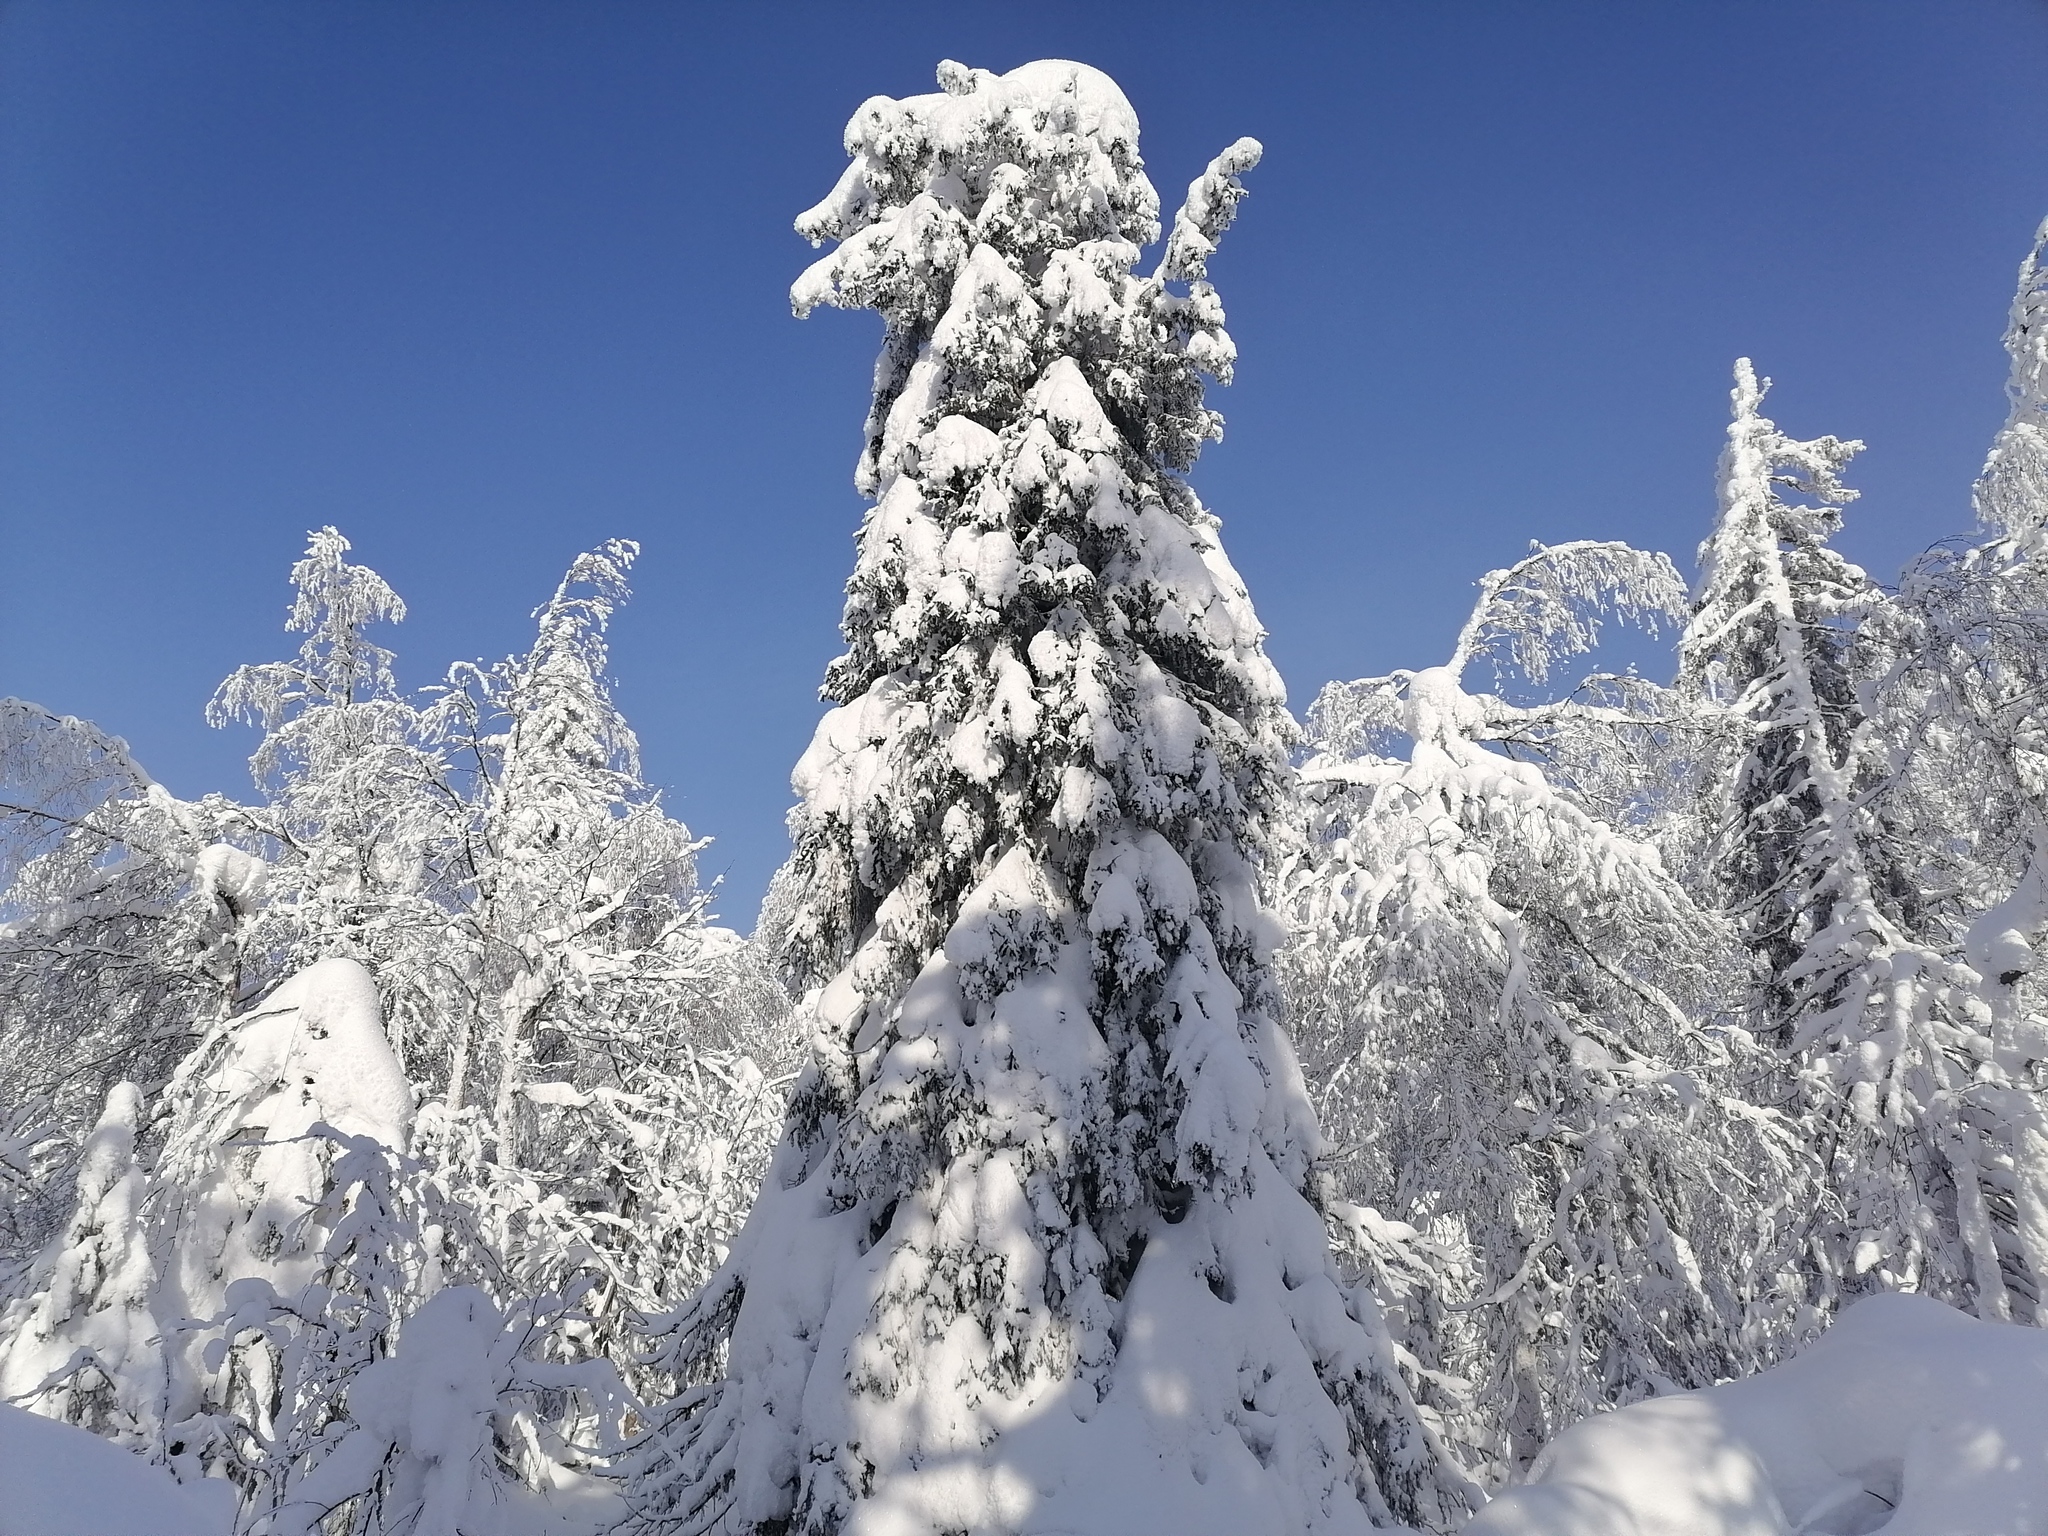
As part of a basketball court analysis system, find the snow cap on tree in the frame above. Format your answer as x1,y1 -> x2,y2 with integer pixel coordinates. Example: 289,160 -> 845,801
1977,219 -> 2048,553
625,59 -> 1468,1536
153,958 -> 414,1462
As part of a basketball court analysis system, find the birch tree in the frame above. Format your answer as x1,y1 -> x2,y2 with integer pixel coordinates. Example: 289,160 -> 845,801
1284,541 -> 1807,1481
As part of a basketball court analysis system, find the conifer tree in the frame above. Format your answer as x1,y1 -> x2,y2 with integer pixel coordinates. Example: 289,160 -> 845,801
1679,361 -> 2017,1318
1977,219 -> 2048,557
625,59 -> 1468,1536
0,1083 -> 161,1447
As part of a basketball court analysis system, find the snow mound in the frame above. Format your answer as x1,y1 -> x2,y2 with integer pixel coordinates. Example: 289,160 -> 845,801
1467,1293 -> 2048,1536
223,955 -> 414,1145
0,1401 -> 230,1536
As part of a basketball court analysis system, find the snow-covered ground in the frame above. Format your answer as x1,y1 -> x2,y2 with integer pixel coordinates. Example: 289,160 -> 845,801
1468,1292 -> 2048,1536
0,1401 -> 232,1536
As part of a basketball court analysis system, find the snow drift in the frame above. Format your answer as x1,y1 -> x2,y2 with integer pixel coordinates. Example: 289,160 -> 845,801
1467,1292 -> 2048,1536
0,1401 -> 229,1536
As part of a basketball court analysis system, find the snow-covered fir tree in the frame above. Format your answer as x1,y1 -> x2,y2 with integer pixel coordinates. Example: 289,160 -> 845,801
622,59 -> 1469,1536
1976,218 -> 2048,558
1282,541 -> 1810,1482
1678,360 -> 2027,1320
0,1082 -> 161,1447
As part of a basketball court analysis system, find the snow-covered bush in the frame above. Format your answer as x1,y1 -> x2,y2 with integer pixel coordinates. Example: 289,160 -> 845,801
146,957 -> 417,1480
1466,1293 -> 2048,1536
245,1281 -> 619,1536
1283,541 -> 1810,1483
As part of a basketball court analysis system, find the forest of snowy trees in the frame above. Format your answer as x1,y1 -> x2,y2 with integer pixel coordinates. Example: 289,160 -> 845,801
4,57 -> 2048,1536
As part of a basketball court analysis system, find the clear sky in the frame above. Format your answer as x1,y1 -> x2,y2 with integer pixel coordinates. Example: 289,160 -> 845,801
4,1 -> 2046,925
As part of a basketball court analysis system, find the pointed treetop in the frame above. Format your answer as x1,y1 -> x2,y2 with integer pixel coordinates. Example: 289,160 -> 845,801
1697,358 -> 1865,622
1976,219 -> 2048,546
207,527 -> 407,733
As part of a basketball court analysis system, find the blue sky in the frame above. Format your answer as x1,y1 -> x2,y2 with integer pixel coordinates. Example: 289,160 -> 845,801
4,1 -> 2046,924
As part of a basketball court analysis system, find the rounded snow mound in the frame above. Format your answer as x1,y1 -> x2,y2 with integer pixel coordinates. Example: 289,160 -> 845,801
0,1402 -> 230,1536
1468,1292 -> 2048,1536
232,955 -> 413,1144
966,58 -> 1140,146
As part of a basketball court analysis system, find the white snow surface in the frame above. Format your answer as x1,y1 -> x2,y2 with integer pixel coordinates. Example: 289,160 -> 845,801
219,955 -> 416,1146
154,957 -> 415,1448
0,1401 -> 230,1536
1467,1293 -> 2048,1536
160,955 -> 413,1319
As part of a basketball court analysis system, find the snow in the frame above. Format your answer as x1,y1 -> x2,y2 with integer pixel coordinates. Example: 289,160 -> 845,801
222,956 -> 415,1145
1468,1293 -> 2048,1536
152,958 -> 416,1462
7,45 -> 2048,1536
0,1401 -> 230,1536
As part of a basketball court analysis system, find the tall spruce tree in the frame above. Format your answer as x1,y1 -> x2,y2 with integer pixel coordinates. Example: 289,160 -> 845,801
624,59 -> 1468,1536
1679,361 -> 2016,1318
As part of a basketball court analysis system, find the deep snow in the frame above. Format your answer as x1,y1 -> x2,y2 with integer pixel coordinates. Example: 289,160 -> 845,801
0,1401 -> 231,1536
1467,1292 -> 2048,1536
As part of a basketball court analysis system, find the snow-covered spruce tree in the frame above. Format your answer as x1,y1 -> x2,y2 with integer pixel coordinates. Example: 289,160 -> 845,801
0,1083 -> 161,1447
1679,360 -> 2019,1318
623,60 -> 1468,1536
1976,217 -> 2048,558
1282,541 -> 1809,1482
1681,363 -> 1882,1023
